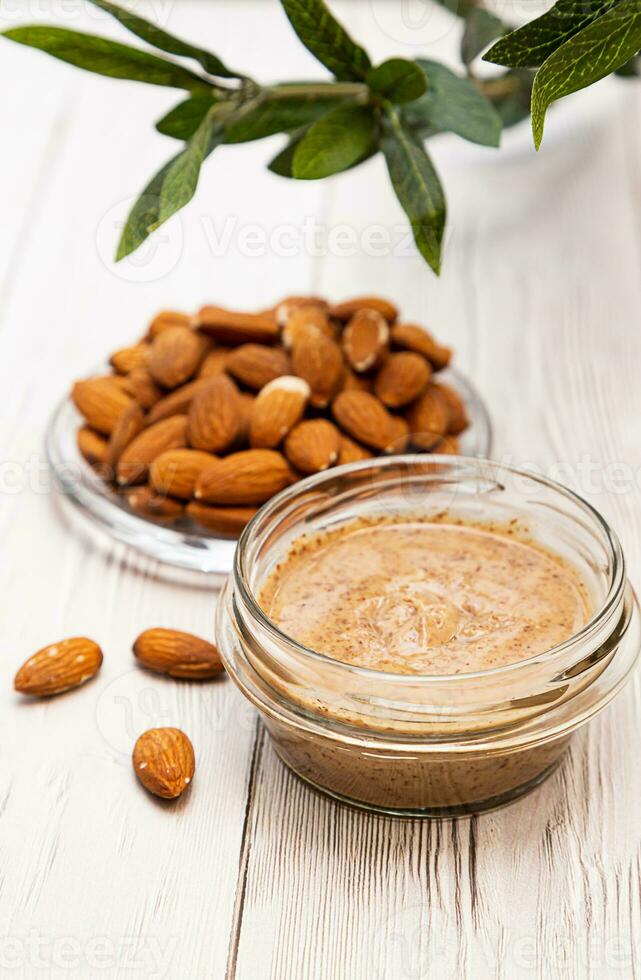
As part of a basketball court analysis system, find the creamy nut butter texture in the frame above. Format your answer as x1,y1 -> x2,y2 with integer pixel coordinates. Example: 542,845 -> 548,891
259,519 -> 591,676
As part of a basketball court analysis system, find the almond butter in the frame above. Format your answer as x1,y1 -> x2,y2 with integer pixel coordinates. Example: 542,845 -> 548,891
342,309 -> 389,372
124,368 -> 163,409
133,727 -> 195,799
406,385 -> 449,449
249,376 -> 310,448
332,390 -> 394,451
146,310 -> 192,339
197,347 -> 231,379
126,485 -> 185,523
133,627 -> 223,679
147,326 -> 209,389
284,418 -> 341,474
374,351 -> 431,408
117,415 -> 188,486
107,402 -> 145,469
338,434 -> 373,465
149,449 -> 215,500
196,306 -> 279,344
72,377 -> 134,435
146,379 -> 210,426
434,381 -> 469,435
186,502 -> 257,537
187,374 -> 241,453
109,343 -> 148,375
291,331 -> 343,408
226,344 -> 290,390
330,296 -> 398,323
14,637 -> 103,697
390,323 -> 452,371
77,426 -> 110,473
195,449 -> 294,505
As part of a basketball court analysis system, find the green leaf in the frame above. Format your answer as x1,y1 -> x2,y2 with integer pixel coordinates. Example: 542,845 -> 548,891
292,103 -> 376,178
86,0 -> 239,78
381,107 -> 446,275
484,0 -> 616,69
2,25 -> 210,91
367,58 -> 427,102
408,59 -> 502,147
224,95 -> 345,142
156,95 -> 219,140
268,134 -> 305,177
532,0 -> 641,148
280,0 -> 371,80
461,8 -> 505,65
117,154 -> 180,260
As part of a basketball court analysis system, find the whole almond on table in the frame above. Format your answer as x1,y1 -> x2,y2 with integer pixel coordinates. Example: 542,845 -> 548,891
147,326 -> 209,389
330,296 -> 398,323
406,384 -> 450,449
72,377 -> 133,435
133,628 -> 223,679
332,390 -> 394,451
187,374 -> 241,453
195,449 -> 294,505
374,351 -> 431,408
186,502 -> 257,537
149,449 -> 214,500
291,331 -> 343,408
109,343 -> 148,375
126,485 -> 185,523
342,309 -> 389,373
117,415 -> 188,486
133,727 -> 195,800
15,638 -> 103,697
249,376 -> 310,448
390,324 -> 452,371
106,402 -> 145,469
284,418 -> 341,474
226,343 -> 290,390
196,306 -> 279,345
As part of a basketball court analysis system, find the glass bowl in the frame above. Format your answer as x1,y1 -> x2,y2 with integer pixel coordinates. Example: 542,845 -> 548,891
45,366 -> 492,574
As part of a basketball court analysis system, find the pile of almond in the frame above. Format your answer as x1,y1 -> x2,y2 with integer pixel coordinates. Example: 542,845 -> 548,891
72,295 -> 469,537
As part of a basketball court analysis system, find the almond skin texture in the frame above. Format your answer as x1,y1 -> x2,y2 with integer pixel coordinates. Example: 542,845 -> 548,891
117,415 -> 187,486
342,309 -> 389,373
226,344 -> 290,391
133,628 -> 223,679
149,449 -> 215,500
15,638 -> 103,697
126,485 -> 185,523
72,377 -> 133,435
332,391 -> 394,451
406,385 -> 450,449
434,381 -> 469,435
338,434 -> 373,465
147,326 -> 209,389
133,727 -> 195,800
276,296 -> 328,329
249,376 -> 310,448
107,402 -> 145,469
187,374 -> 241,453
186,502 -> 257,537
196,306 -> 279,344
110,343 -> 148,375
374,351 -> 431,408
124,368 -> 163,409
77,426 -> 110,473
284,419 -> 341,474
291,331 -> 343,408
340,366 -> 372,394
197,347 -> 231,379
195,449 -> 294,505
330,296 -> 398,323
390,323 -> 452,371
280,304 -> 335,348
384,414 -> 410,453
146,310 -> 191,339
146,379 -> 212,426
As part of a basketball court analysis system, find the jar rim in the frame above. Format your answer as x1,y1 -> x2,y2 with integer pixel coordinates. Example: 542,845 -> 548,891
234,455 -> 626,685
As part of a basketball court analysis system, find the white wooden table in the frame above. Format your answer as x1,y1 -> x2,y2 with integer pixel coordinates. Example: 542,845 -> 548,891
2,2 -> 641,977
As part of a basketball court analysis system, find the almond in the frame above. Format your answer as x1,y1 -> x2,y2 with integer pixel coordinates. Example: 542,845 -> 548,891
235,392 -> 254,448
126,485 -> 185,523
434,381 -> 469,435
330,296 -> 398,323
374,351 -> 431,408
72,377 -> 133,435
332,391 -> 394,451
117,415 -> 187,486
146,310 -> 191,339
186,502 -> 257,537
106,402 -> 145,469
280,304 -> 335,349
338,434 -> 373,465
197,347 -> 231,379
406,385 -> 449,449
14,637 -> 103,697
133,727 -> 195,800
291,331 -> 343,408
390,323 -> 452,371
109,343 -> 148,375
434,434 -> 461,455
195,449 -> 294,505
340,365 -> 372,393
77,426 -> 110,474
249,376 -> 310,448
133,627 -> 223,679
196,305 -> 279,344
275,295 -> 328,328
147,326 -> 209,389
284,418 -> 341,474
384,414 -> 410,453
149,449 -> 215,500
146,379 -> 210,425
226,344 -> 290,390
342,309 -> 389,372
124,368 -> 163,409
187,375 -> 241,453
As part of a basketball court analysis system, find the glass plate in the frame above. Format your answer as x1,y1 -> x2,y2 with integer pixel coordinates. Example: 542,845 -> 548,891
45,367 -> 493,574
